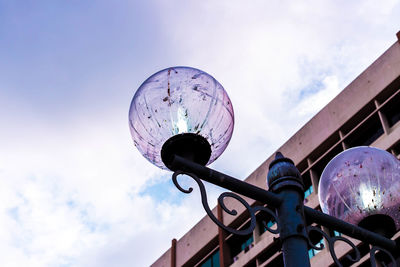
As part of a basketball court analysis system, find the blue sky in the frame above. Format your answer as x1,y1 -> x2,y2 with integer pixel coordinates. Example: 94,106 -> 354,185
0,1 -> 400,266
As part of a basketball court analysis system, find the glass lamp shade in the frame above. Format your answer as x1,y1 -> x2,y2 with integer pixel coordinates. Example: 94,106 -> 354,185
318,146 -> 400,236
129,66 -> 234,170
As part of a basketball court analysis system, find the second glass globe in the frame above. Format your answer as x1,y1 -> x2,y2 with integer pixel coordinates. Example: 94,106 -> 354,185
129,66 -> 234,170
318,146 -> 400,237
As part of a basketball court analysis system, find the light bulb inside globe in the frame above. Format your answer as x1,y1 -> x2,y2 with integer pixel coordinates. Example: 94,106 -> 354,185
173,107 -> 189,134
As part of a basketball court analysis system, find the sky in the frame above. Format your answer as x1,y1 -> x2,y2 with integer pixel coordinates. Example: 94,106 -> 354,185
0,1 -> 399,266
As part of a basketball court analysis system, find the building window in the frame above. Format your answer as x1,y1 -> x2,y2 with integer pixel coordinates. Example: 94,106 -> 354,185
345,114 -> 384,147
304,185 -> 313,199
308,239 -> 324,259
200,250 -> 220,267
241,236 -> 254,252
260,218 -> 276,234
312,144 -> 344,179
265,253 -> 284,267
391,141 -> 400,159
302,171 -> 314,204
228,232 -> 254,261
333,230 -> 341,237
308,226 -> 325,259
379,84 -> 400,127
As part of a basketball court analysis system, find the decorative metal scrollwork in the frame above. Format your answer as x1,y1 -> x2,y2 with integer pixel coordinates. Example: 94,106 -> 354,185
307,226 -> 397,267
370,246 -> 397,267
172,171 -> 279,236
307,225 -> 361,266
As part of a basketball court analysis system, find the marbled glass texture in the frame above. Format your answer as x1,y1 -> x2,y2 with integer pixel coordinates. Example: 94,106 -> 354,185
318,146 -> 400,229
129,67 -> 234,170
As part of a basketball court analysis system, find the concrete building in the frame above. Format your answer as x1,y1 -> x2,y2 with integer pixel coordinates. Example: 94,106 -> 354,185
151,32 -> 400,267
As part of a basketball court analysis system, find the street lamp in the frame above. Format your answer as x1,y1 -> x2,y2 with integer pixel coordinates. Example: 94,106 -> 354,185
129,67 -> 399,267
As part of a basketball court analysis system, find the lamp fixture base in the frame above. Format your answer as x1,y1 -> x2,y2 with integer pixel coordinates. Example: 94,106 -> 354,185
161,133 -> 211,171
358,214 -> 396,238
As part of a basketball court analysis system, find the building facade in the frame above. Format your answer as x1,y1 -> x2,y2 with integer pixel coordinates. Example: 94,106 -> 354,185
151,32 -> 400,267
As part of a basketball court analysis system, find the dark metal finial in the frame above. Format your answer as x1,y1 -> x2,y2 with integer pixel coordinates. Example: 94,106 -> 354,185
275,152 -> 284,160
267,152 -> 303,192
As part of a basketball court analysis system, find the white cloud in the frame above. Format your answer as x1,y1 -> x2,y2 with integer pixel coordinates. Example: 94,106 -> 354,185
293,75 -> 341,117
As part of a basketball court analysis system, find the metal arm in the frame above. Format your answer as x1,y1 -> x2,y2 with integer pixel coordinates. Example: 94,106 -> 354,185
170,154 -> 398,266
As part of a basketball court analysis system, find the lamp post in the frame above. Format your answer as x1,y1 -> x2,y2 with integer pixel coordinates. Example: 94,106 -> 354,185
129,67 -> 399,267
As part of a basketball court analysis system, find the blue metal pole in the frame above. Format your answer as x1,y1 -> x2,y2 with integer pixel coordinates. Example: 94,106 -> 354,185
268,153 -> 311,267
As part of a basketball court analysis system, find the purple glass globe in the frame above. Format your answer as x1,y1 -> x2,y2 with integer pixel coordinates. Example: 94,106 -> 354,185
129,66 -> 234,170
318,146 -> 400,236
